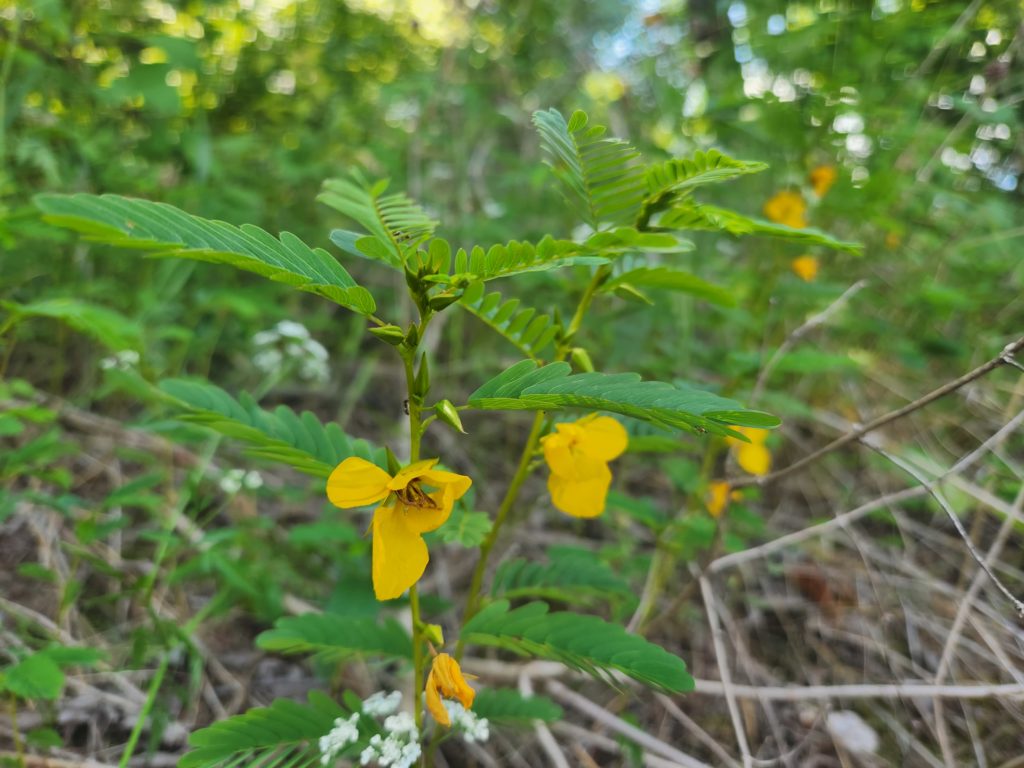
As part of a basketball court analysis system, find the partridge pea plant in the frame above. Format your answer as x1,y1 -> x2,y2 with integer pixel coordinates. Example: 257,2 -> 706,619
34,109 -> 857,767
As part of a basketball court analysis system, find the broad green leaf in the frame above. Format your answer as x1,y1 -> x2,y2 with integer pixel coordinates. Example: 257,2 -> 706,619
320,173 -> 438,268
472,689 -> 564,725
604,267 -> 734,306
158,379 -> 383,477
462,600 -> 694,693
34,194 -> 377,315
1,298 -> 142,351
659,201 -> 862,254
533,108 -> 647,229
458,282 -> 561,360
180,691 -> 347,768
255,613 -> 412,662
467,360 -> 780,436
2,654 -> 64,700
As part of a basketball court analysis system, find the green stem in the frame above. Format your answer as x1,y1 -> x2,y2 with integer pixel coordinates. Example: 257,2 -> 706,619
400,316 -> 430,746
455,410 -> 545,657
409,585 -> 424,731
118,654 -> 170,768
9,695 -> 24,767
455,264 -> 612,657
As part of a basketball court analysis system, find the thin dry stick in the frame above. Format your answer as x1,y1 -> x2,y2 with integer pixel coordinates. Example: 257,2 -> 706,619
729,336 -> 1024,489
690,680 -> 1024,701
551,722 -> 693,768
698,576 -> 754,768
654,693 -> 742,768
713,407 -> 1024,573
869,445 -> 1024,617
933,487 -> 1019,768
518,664 -> 570,768
546,680 -> 714,768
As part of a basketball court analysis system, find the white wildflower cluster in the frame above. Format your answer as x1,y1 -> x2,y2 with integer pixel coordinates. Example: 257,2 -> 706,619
319,713 -> 360,766
218,469 -> 264,495
359,711 -> 420,768
443,700 -> 490,743
99,349 -> 140,371
361,690 -> 402,717
252,320 -> 329,383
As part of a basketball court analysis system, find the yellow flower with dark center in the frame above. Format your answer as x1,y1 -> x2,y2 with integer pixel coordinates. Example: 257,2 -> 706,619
326,457 -> 471,600
809,165 -> 837,197
763,190 -> 807,229
791,255 -> 819,282
541,415 -> 628,518
425,653 -> 476,726
726,427 -> 771,476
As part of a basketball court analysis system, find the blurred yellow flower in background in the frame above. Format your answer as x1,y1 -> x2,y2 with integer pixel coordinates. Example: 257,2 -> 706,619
791,255 -> 819,282
705,480 -> 731,517
726,427 -> 771,476
326,457 -> 471,600
763,190 -> 807,229
809,164 -> 837,197
542,414 -> 628,518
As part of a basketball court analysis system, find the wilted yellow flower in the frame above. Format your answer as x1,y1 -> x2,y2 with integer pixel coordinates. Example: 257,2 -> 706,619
326,457 -> 471,600
809,165 -> 837,197
791,255 -> 819,282
541,415 -> 628,518
726,427 -> 771,476
425,653 -> 476,726
763,190 -> 807,229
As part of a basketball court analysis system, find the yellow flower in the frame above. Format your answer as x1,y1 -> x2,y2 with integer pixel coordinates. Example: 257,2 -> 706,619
763,190 -> 807,229
705,480 -> 731,518
541,415 -> 628,518
425,653 -> 476,726
726,427 -> 771,476
326,457 -> 471,600
809,165 -> 837,197
791,255 -> 819,282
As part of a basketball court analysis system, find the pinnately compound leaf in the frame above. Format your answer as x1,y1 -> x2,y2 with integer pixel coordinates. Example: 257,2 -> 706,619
159,379 -> 383,477
462,600 -> 694,693
34,193 -> 377,315
467,360 -> 780,437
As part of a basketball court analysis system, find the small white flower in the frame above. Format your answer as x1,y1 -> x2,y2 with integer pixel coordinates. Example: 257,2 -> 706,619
275,320 -> 311,339
253,348 -> 283,373
382,712 -> 417,738
442,700 -> 490,744
318,713 -> 360,765
242,470 -> 264,490
218,469 -> 245,495
100,349 -> 140,371
362,691 -> 402,717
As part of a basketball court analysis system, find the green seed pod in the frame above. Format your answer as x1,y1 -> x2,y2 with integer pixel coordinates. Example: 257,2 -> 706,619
433,399 -> 466,434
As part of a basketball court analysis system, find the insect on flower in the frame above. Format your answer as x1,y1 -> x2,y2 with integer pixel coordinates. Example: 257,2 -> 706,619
326,458 -> 471,600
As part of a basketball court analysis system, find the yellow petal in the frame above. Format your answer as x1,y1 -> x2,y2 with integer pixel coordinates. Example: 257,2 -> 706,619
541,428 -> 578,477
791,255 -> 819,282
736,443 -> 771,476
427,653 -> 475,716
578,415 -> 628,462
371,505 -> 428,600
326,457 -> 392,508
809,165 -> 837,197
548,461 -> 612,518
388,458 -> 440,491
705,480 -> 730,518
400,469 -> 473,534
425,666 -> 449,726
